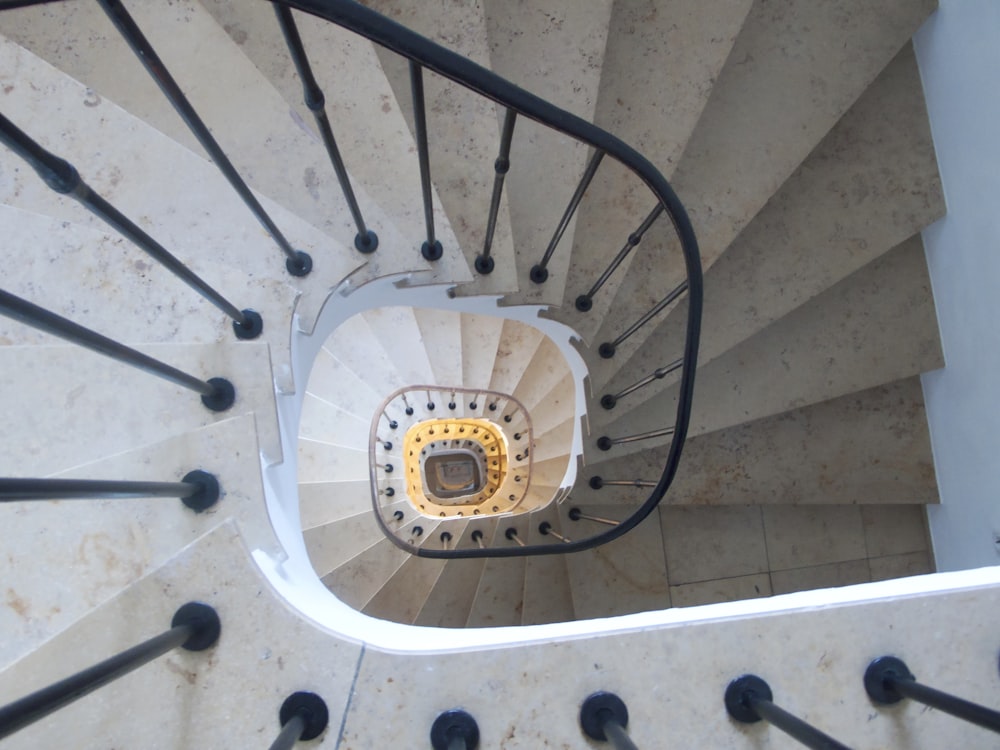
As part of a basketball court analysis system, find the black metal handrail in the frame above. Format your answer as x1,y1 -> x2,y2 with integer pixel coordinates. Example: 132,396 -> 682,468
0,471 -> 220,512
725,675 -> 852,750
96,0 -> 312,277
580,692 -> 638,750
0,288 -> 235,411
269,692 -> 330,750
277,0 -> 702,560
0,602 -> 220,741
865,656 -> 1000,733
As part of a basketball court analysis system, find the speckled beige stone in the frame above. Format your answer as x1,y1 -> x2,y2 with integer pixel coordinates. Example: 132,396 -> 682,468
414,520 -> 496,627
298,392 -> 370,447
670,573 -> 772,608
298,479 -> 374,530
661,506 -> 768,586
488,318 -> 544,393
321,312 -> 409,399
590,234 -> 943,463
297,438 -> 370,482
564,506 -> 669,618
771,559 -> 872,596
460,310 -> 504,392
465,521 -> 527,627
869,551 -> 934,581
596,43 -> 944,402
531,416 -> 575,463
511,335 -> 571,410
0,523 -> 361,750
308,345 -> 385,418
363,551 -> 451,624
303,502 -> 403,578
522,505 -> 575,625
362,306 -> 437,385
862,504 -> 932,558
763,505 -> 867,571
413,307 -> 465,387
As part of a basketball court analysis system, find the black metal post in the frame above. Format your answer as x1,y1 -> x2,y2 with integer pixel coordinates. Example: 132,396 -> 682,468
268,692 -> 329,749
409,61 -> 442,261
96,0 -> 312,276
586,478 -> 656,490
601,357 -> 683,409
0,111 -> 263,339
0,288 -> 235,411
0,472 -> 220,512
273,4 -> 377,255
568,508 -> 621,526
538,521 -> 571,543
0,602 -> 220,741
430,709 -> 479,750
596,427 -> 674,452
531,148 -> 605,283
476,108 -> 517,274
598,280 -> 688,359
725,675 -> 852,750
865,656 -> 1000,733
576,204 -> 664,311
580,692 -> 638,749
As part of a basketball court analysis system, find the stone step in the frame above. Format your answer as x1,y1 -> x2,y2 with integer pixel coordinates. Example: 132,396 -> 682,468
522,506 -> 575,625
549,0 -> 754,342
413,519 -> 496,628
298,478 -> 375,530
298,392 -> 370,448
589,233 -> 942,462
305,345 -> 386,421
584,0 -> 938,389
303,498 -> 409,579
594,42 -> 944,404
465,517 -> 529,627
412,307 -> 465,389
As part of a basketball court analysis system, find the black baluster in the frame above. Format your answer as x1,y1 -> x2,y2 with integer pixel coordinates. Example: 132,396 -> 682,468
268,692 -> 329,750
0,289 -> 235,411
0,602 -> 220,741
596,427 -> 674,452
274,5 -> 377,255
0,472 -> 219,512
409,61 -> 442,261
865,656 -> 1000,733
476,108 -> 517,274
598,280 -> 688,359
580,692 -> 638,750
96,0 -> 312,276
531,149 -> 605,283
576,204 -> 663,311
538,521 -> 571,543
568,508 -> 621,526
587,478 -> 656,490
0,111 -> 262,339
600,357 -> 683,409
725,675 -> 852,750
430,709 -> 479,750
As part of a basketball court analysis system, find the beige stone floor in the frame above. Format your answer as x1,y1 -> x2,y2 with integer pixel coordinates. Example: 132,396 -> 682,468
657,503 -> 933,609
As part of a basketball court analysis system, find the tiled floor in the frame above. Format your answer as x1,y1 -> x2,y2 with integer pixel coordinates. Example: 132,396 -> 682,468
657,503 -> 934,608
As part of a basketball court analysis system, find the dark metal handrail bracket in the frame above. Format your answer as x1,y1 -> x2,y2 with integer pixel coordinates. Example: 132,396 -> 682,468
725,675 -> 853,750
0,602 -> 220,741
96,0 -> 312,277
865,656 -> 1000,734
580,692 -> 639,750
430,709 -> 479,750
0,288 -> 236,411
269,692 -> 329,750
280,0 -> 702,560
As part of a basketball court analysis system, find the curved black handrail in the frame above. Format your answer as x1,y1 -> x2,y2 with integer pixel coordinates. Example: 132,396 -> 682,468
280,0 -> 702,558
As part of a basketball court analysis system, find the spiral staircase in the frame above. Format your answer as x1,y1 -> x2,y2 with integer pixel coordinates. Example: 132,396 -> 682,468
3,0 -> 993,747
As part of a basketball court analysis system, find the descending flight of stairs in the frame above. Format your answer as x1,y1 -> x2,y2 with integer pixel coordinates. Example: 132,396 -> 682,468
0,0 -> 947,738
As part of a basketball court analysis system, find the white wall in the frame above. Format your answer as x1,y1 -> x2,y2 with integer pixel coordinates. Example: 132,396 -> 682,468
915,0 -> 1000,570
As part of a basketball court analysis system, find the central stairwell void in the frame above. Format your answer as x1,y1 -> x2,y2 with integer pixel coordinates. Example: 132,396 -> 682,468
3,0 -> 990,747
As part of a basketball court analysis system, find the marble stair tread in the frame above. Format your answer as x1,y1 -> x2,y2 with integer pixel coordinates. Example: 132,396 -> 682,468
199,0 -> 473,289
0,34 -> 362,392
579,376 -> 937,508
521,506 -> 575,625
583,1 -> 938,389
485,0 -> 614,308
0,415 -> 266,669
413,520 -> 496,628
320,312 -> 410,400
305,345 -> 386,420
464,519 -> 527,628
0,341 -> 279,477
510,336 -> 573,412
488,318 -> 545,395
413,307 -> 465,389
362,536 -> 458,624
0,0 -> 422,290
0,521 -> 362,747
298,392 -> 370,448
460,311 -> 505,393
529,456 -> 574,489
297,438 -> 370,483
562,504 -> 670,619
359,0 -> 520,298
302,499 -> 408,579
593,42 -> 944,405
519,370 -> 575,435
588,233 -> 943,463
298,479 -> 375,530
549,0 -> 754,343
531,416 -> 576,464
322,516 -> 440,610
361,306 -> 437,387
